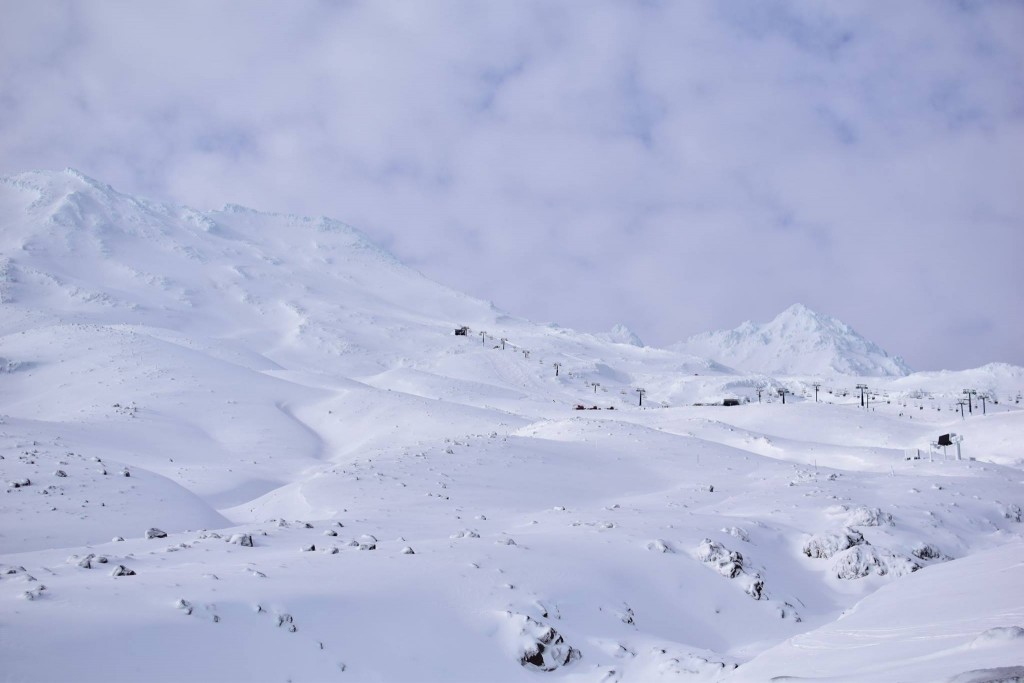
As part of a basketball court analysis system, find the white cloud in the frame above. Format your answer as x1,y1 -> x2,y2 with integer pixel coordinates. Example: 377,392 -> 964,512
1,0 -> 1021,369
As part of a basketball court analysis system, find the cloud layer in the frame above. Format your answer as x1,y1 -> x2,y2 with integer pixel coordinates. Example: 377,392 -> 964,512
2,0 -> 1022,369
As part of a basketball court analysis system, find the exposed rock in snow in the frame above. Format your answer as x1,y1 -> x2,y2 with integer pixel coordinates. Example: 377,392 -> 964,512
697,538 -> 745,579
513,614 -> 581,672
696,538 -> 765,600
946,666 -> 1024,683
969,626 -> 1024,647
1001,503 -> 1022,523
911,542 -> 944,561
228,533 -> 253,547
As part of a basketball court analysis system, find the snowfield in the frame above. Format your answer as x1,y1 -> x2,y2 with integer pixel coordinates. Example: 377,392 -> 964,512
1,170 -> 1022,682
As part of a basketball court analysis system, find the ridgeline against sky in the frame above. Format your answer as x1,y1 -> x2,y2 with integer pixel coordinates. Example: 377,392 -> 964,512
1,1 -> 1021,370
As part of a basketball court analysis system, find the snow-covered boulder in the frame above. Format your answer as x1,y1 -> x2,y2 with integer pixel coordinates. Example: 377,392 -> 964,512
696,538 -> 766,600
802,528 -> 865,559
832,546 -> 919,580
514,614 -> 581,672
228,533 -> 253,547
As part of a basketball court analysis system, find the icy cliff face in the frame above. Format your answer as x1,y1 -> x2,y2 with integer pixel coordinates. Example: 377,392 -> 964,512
677,303 -> 912,377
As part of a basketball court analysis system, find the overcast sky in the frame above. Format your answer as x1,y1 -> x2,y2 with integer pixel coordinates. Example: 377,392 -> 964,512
2,1 -> 1022,370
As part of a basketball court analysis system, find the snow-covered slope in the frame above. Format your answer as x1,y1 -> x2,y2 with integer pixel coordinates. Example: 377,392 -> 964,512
727,541 -> 1024,682
676,303 -> 913,377
1,170 -> 1022,682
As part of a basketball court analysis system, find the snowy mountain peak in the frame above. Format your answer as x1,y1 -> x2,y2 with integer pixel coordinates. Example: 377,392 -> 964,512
767,303 -> 853,337
2,167 -> 113,202
597,323 -> 645,347
676,304 -> 912,377
0,169 -> 498,362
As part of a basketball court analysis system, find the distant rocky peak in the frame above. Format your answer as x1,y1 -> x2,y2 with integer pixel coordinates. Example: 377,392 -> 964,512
676,304 -> 911,377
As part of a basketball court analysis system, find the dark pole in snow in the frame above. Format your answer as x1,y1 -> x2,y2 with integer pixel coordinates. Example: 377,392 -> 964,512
480,331 -> 487,346
636,388 -> 646,407
756,388 -> 763,403
979,393 -> 988,414
963,389 -> 975,414
856,384 -> 868,408
553,362 -> 561,377
593,382 -> 600,394
812,383 -> 821,403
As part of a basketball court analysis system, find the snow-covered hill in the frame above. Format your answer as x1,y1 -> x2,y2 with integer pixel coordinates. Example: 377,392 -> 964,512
1,170 -> 1022,682
676,303 -> 913,377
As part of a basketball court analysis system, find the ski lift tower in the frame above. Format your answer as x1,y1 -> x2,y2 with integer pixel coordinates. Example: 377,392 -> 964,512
963,389 -> 977,414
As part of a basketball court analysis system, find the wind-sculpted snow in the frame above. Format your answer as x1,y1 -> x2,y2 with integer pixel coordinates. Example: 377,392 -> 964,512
1,170 -> 1023,681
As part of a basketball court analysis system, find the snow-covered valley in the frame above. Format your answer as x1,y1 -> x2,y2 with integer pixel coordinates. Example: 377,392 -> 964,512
2,170 -> 1022,682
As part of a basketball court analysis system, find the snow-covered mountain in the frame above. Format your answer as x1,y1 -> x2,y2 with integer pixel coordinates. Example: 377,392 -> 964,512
2,170 -> 1022,682
676,303 -> 913,377
0,169 -> 498,374
596,323 -> 645,347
